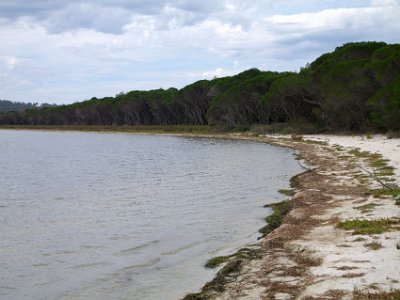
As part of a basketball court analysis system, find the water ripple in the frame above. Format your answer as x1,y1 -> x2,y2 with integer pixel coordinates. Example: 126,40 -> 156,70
0,131 -> 303,300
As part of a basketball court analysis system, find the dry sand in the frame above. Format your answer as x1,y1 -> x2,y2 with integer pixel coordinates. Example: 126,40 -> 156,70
191,133 -> 400,300
304,134 -> 400,185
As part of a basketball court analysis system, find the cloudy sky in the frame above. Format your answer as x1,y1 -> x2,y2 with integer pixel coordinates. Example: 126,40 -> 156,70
0,0 -> 399,104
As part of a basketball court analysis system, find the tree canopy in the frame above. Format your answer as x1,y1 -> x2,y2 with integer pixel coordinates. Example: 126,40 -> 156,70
1,41 -> 399,132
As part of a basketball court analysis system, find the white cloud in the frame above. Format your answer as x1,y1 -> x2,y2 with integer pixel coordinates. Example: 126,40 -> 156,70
202,68 -> 229,78
0,0 -> 399,103
371,0 -> 399,7
43,3 -> 132,34
4,56 -> 19,70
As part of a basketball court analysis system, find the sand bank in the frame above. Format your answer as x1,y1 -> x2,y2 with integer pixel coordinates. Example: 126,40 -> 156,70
186,133 -> 400,300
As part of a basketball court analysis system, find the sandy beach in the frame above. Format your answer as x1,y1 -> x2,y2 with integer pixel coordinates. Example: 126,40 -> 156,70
2,127 -> 399,299
186,133 -> 400,300
304,134 -> 400,186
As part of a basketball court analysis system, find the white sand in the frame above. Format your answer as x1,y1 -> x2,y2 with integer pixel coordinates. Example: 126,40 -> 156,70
299,134 -> 400,297
304,134 -> 400,185
210,133 -> 400,299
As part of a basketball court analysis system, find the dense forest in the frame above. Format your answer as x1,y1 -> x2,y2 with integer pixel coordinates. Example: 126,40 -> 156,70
0,42 -> 399,132
0,100 -> 57,113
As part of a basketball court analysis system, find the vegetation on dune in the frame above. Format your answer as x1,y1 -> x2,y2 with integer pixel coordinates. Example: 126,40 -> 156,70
369,188 -> 400,205
364,241 -> 383,250
1,42 -> 399,133
353,203 -> 381,213
337,218 -> 400,235
348,148 -> 398,197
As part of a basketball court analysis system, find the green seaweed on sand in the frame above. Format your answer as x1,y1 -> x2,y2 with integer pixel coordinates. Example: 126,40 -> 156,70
259,201 -> 292,236
278,188 -> 296,197
187,199 -> 287,298
204,256 -> 231,268
204,247 -> 261,268
183,260 -> 245,299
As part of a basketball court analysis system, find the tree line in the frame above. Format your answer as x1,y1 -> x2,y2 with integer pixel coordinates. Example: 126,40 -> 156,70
0,41 -> 399,132
0,100 -> 56,113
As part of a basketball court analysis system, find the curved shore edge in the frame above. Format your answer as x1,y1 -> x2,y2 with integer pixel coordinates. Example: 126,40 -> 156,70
1,127 -> 399,299
182,133 -> 400,300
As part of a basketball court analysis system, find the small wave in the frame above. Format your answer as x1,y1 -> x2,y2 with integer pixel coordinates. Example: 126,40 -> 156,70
32,263 -> 49,267
118,240 -> 160,255
120,257 -> 161,270
160,240 -> 207,256
81,244 -> 102,249
72,262 -> 109,269
0,285 -> 16,291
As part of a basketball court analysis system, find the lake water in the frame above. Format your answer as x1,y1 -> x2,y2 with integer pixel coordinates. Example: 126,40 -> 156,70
0,130 -> 303,300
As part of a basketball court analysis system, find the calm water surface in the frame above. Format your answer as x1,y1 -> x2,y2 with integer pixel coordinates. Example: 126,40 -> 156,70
0,130 -> 303,300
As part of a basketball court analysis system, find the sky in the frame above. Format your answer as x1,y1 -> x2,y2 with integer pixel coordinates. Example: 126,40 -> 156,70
0,0 -> 399,104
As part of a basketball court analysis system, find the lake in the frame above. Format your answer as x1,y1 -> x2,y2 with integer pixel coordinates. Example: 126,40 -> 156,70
0,130 -> 303,300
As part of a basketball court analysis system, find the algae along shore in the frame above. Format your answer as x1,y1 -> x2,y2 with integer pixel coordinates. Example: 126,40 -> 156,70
2,127 -> 400,298
2,0 -> 400,296
183,133 -> 400,300
1,127 -> 400,299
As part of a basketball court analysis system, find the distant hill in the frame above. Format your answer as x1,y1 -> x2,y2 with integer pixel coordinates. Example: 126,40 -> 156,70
0,100 -> 36,112
0,41 -> 399,132
0,100 -> 56,113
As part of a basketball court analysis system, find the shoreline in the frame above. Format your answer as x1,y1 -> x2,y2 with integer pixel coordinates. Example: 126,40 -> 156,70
184,134 -> 400,300
2,127 -> 400,299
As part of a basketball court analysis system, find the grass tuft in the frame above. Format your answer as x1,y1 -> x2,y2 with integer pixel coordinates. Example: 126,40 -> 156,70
349,148 -> 396,177
353,237 -> 367,242
369,188 -> 400,200
349,148 -> 371,159
364,242 -> 383,250
353,203 -> 380,213
337,218 -> 400,235
302,139 -> 329,145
